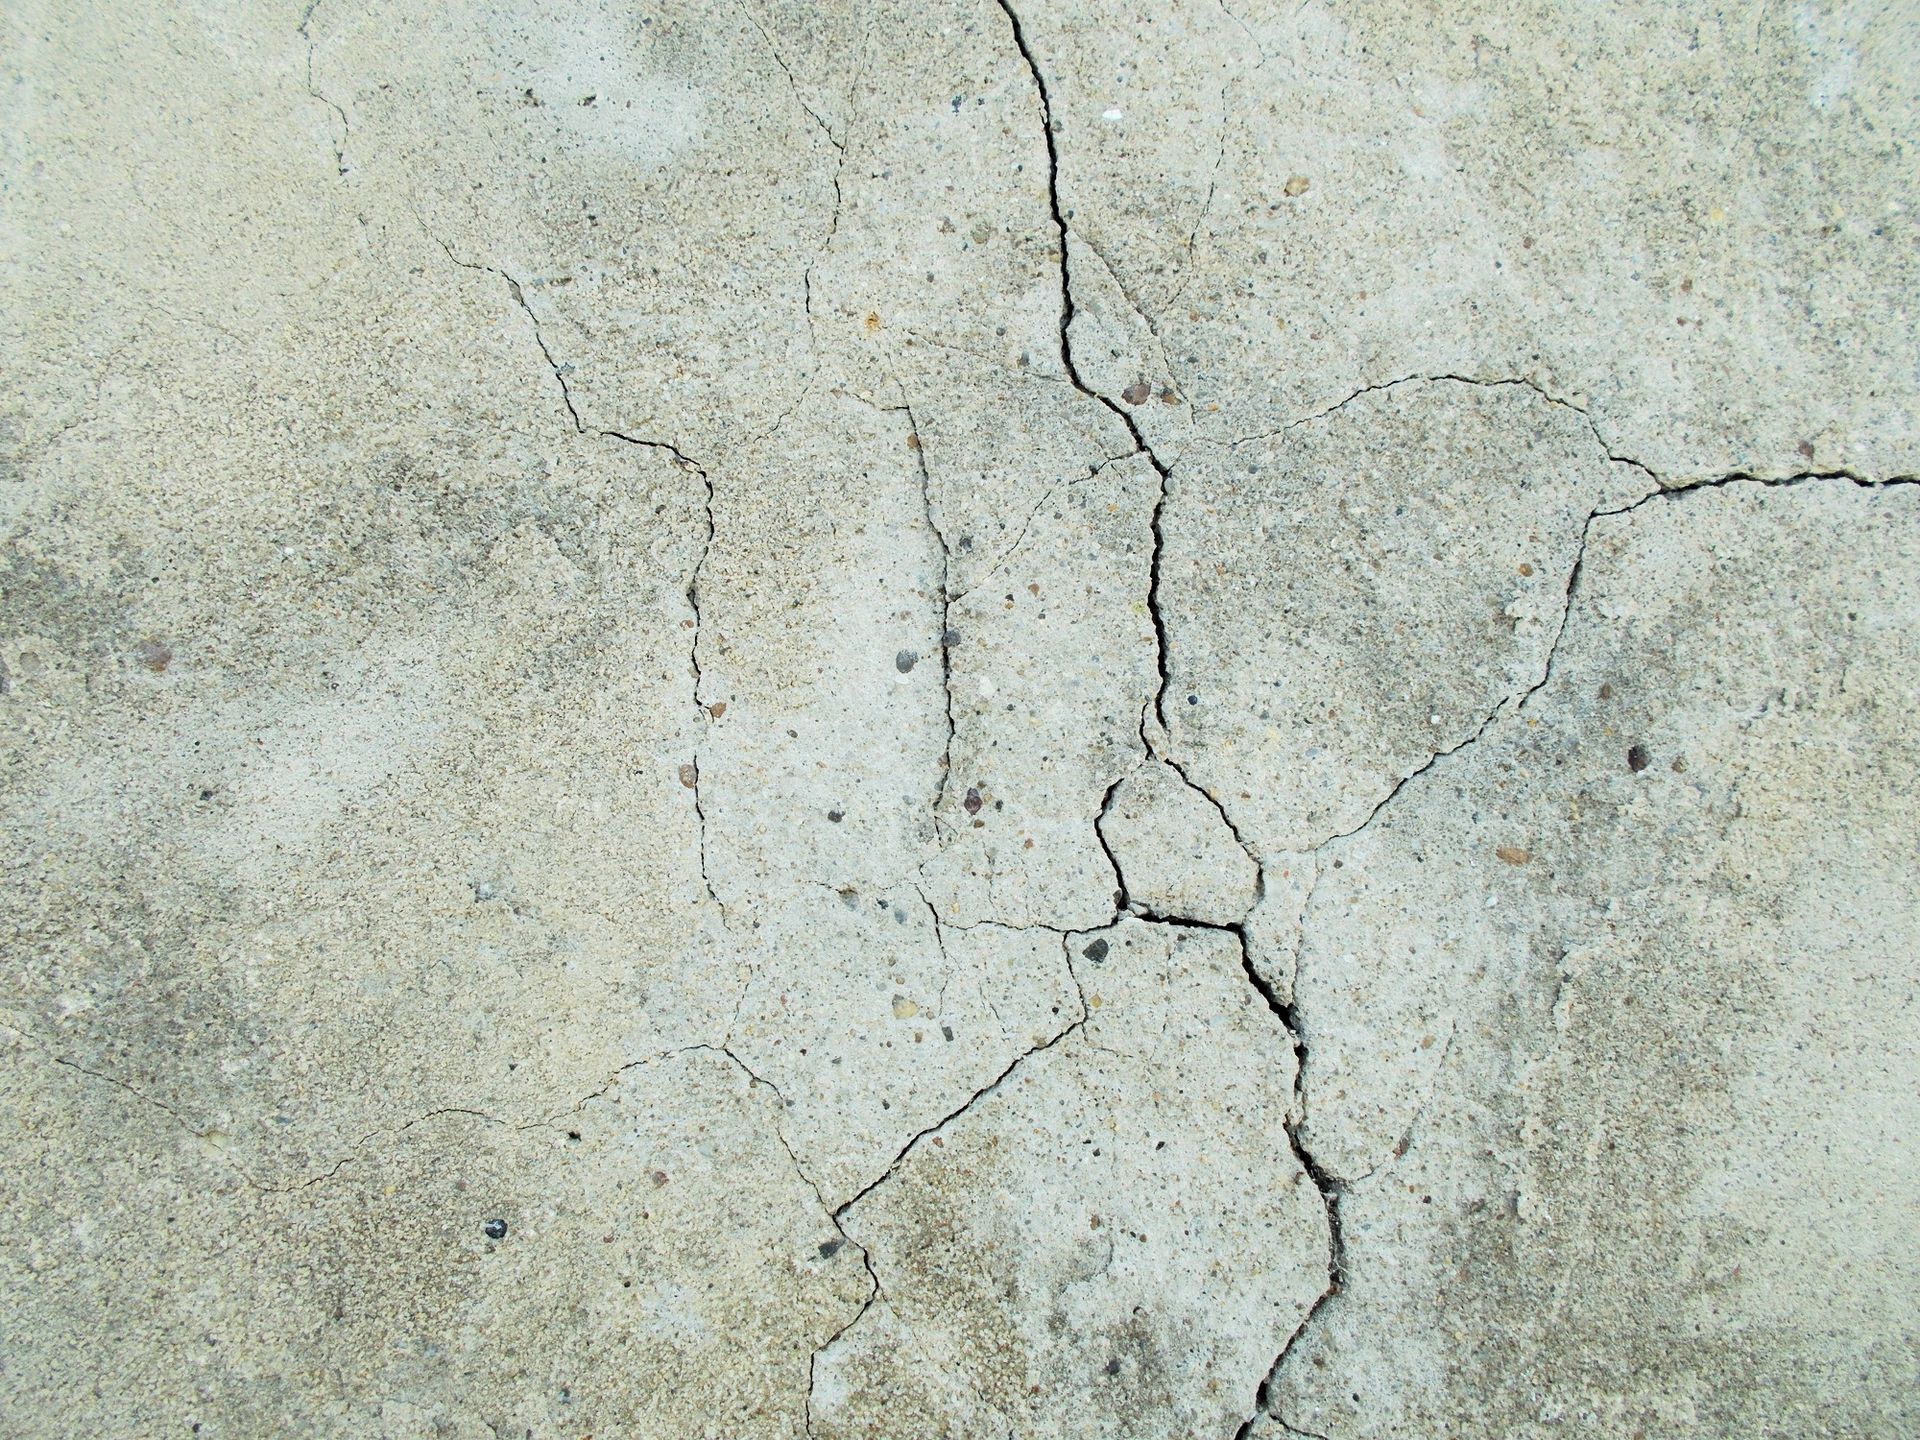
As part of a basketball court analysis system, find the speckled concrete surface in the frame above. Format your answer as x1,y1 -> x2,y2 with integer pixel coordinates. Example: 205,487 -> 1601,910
3,3 -> 1916,1437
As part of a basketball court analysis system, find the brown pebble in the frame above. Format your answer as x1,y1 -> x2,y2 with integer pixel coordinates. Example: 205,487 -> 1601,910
1495,845 -> 1531,865
678,763 -> 698,788
651,1170 -> 670,1187
1627,744 -> 1651,772
964,787 -> 983,815
134,638 -> 172,673
1283,175 -> 1310,197
707,701 -> 727,718
1121,380 -> 1150,406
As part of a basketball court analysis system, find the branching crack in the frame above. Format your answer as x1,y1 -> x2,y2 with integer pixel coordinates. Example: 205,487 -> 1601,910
949,443 -> 1133,603
1235,371 -> 1655,486
992,18 -> 1344,1427
1311,468 -> 1917,861
732,0 -> 852,383
803,934 -> 1087,1429
585,1040 -> 878,1439
1240,469 -> 1919,1433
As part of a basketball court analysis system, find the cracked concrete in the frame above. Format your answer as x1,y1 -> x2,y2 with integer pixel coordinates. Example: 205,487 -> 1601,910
4,1 -> 1917,1436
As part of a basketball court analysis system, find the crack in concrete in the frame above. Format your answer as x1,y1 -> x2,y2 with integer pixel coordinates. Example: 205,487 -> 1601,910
679,1043 -> 882,1440
1229,371 -> 1917,495
1246,469 -> 1919,1435
1074,225 -> 1196,426
803,930 -> 1089,1429
420,76 -> 1920,1431
296,3 -> 351,177
734,1 -> 847,154
601,431 -> 724,915
994,0 -> 1180,748
435,231 -> 730,920
832,981 -> 1087,1225
995,15 -> 1344,1429
891,395 -> 959,835
948,442 -> 1135,604
432,238 -> 585,433
7,1030 -> 241,1171
8,1029 -> 508,1201
1306,467 -> 1918,864
1237,371 -> 1661,484
732,0 -> 855,409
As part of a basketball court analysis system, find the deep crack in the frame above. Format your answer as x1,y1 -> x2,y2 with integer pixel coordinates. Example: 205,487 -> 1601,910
994,0 -> 1179,747
994,12 -> 1342,1429
1245,470 -> 1920,1434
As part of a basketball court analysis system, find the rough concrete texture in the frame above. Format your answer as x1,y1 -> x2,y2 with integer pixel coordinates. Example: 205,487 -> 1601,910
2,1 -> 1915,1437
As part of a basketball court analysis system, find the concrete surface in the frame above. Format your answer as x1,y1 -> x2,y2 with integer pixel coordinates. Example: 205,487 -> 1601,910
2,1 -> 1915,1436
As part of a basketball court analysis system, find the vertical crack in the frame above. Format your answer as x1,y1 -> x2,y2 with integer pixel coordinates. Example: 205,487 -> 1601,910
991,28 -> 1340,1430
604,433 -> 723,916
993,0 -> 1178,750
297,2 -> 351,177
890,396 -> 957,833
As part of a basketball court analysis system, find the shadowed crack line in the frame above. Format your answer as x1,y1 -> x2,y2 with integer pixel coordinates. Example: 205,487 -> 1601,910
1090,814 -> 1343,1438
994,0 -> 1179,747
994,15 -> 1344,1426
